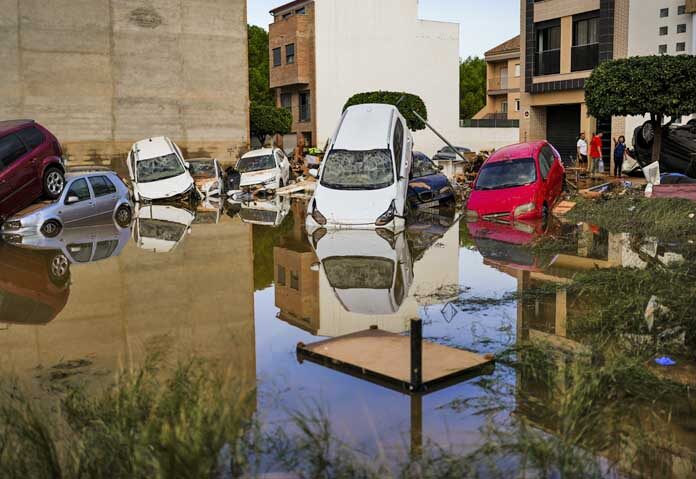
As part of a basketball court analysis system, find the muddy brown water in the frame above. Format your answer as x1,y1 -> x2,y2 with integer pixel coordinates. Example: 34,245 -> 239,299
1,198 -> 695,477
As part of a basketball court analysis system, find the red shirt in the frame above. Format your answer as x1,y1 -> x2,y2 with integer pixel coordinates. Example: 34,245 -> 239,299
590,136 -> 602,158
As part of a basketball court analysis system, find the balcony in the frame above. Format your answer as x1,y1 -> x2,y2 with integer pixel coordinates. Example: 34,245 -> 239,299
488,77 -> 509,92
571,43 -> 599,72
534,49 -> 561,76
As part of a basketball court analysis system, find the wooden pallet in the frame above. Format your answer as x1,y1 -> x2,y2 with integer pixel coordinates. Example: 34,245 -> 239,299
552,201 -> 576,216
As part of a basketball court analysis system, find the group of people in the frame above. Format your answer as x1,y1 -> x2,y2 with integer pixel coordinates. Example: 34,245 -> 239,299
576,132 -> 628,178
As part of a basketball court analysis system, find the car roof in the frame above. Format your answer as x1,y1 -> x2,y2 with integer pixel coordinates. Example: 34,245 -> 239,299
242,148 -> 276,159
486,141 -> 546,164
333,104 -> 397,151
0,119 -> 35,136
65,170 -> 119,181
131,136 -> 176,161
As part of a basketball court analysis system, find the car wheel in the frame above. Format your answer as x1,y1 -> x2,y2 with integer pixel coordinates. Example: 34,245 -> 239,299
47,252 -> 70,287
641,121 -> 655,146
115,205 -> 132,228
43,167 -> 65,199
40,219 -> 62,238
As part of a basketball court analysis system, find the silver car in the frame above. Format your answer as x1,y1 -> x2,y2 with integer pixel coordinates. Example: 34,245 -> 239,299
1,170 -> 133,239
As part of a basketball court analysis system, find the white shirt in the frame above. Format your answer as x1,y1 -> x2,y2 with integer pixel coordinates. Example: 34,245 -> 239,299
577,139 -> 588,156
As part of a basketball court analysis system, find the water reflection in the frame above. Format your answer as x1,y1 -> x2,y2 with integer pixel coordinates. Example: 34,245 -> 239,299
133,203 -> 195,253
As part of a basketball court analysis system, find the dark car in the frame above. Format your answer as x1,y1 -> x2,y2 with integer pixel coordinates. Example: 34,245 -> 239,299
432,145 -> 471,162
407,152 -> 456,209
633,120 -> 696,176
0,120 -> 65,222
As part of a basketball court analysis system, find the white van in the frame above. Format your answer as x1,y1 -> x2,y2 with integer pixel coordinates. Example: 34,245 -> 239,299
306,104 -> 413,231
127,137 -> 196,202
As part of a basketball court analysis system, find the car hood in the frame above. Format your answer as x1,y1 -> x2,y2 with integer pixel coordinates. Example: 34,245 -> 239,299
408,174 -> 452,199
467,183 -> 537,217
7,201 -> 55,222
313,184 -> 396,225
134,173 -> 193,200
240,168 -> 278,187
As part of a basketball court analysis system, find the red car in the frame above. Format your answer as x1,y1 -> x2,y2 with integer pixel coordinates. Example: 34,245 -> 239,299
466,141 -> 564,221
0,120 -> 65,222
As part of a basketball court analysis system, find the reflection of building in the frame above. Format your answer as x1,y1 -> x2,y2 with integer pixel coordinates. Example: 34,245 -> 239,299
474,36 -> 521,124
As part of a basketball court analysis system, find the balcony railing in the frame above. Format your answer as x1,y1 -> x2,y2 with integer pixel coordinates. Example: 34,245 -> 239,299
488,77 -> 509,91
571,43 -> 599,72
534,49 -> 561,76
460,118 -> 519,128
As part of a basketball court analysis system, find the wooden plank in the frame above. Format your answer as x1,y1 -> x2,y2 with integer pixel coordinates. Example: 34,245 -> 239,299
552,200 -> 576,216
297,329 -> 494,392
276,181 -> 316,196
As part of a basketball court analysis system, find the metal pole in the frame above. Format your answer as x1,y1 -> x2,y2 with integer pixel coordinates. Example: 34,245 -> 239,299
411,110 -> 470,164
410,318 -> 423,392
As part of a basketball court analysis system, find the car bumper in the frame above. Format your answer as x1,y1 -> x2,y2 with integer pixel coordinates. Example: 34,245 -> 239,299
305,215 -> 405,234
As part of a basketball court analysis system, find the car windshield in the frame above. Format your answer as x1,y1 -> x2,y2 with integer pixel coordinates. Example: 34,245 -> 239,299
237,155 -> 276,173
188,161 -> 216,178
139,219 -> 187,242
411,155 -> 440,178
475,158 -> 537,190
320,149 -> 394,190
136,154 -> 185,183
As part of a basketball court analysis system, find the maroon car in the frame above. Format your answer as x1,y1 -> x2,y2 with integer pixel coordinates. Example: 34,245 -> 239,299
0,120 -> 65,222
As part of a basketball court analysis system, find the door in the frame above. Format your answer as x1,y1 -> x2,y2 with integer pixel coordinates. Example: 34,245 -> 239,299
0,133 -> 31,216
62,178 -> 97,225
16,125 -> 49,196
88,176 -> 119,219
547,105 -> 581,164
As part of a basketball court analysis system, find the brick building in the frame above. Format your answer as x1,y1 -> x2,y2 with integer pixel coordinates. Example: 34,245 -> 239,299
474,36 -> 522,124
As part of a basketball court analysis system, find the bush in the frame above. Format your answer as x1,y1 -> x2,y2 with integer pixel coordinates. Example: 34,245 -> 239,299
343,91 -> 428,131
250,102 -> 292,145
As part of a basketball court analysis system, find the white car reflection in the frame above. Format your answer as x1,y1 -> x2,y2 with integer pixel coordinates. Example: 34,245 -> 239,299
311,228 -> 413,315
134,204 -> 195,253
230,195 -> 290,227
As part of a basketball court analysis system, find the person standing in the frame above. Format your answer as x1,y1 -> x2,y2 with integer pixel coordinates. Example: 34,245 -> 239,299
576,132 -> 588,169
589,132 -> 604,176
613,136 -> 627,178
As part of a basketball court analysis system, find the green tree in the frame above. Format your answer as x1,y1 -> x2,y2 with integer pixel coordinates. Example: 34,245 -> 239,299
459,56 -> 486,120
343,91 -> 428,131
585,55 -> 696,163
248,25 -> 274,106
250,102 -> 292,145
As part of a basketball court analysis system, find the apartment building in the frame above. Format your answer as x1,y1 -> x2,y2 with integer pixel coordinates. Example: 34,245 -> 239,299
474,36 -> 522,123
268,0 -> 460,154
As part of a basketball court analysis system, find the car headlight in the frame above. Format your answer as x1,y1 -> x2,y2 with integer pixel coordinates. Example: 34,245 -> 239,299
514,202 -> 536,217
375,200 -> 396,226
311,203 -> 327,225
465,209 -> 479,221
3,220 -> 21,231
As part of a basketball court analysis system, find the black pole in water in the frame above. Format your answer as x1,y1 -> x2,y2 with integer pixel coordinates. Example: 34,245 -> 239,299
410,318 -> 423,392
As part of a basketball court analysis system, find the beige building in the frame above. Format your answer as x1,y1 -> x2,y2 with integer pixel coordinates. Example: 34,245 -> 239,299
474,36 -> 522,123
0,0 -> 250,167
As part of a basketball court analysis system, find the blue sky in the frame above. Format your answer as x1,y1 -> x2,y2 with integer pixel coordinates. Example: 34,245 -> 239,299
247,0 -> 520,58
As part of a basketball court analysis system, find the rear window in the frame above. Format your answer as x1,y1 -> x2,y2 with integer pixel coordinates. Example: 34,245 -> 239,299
0,134 -> 27,170
17,126 -> 44,150
320,149 -> 394,190
475,158 -> 537,191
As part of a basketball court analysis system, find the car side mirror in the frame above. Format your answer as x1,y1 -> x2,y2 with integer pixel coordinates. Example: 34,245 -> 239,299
66,195 -> 79,204
309,168 -> 319,179
184,161 -> 190,169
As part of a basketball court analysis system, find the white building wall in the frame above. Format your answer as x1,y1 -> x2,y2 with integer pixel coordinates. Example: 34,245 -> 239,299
313,0 -> 460,157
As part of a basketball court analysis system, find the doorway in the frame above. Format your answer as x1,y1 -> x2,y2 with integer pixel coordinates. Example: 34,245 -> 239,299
547,104 -> 581,164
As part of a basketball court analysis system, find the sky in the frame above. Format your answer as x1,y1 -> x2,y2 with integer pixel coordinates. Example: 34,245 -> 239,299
247,0 -> 520,59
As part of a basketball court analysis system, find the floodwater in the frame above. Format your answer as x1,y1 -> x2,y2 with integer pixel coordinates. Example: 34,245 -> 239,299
1,197 -> 696,478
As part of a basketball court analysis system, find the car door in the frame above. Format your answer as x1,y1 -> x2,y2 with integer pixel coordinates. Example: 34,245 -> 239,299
16,126 -> 49,196
61,178 -> 97,226
88,175 -> 119,219
0,133 -> 32,216
392,119 -> 409,215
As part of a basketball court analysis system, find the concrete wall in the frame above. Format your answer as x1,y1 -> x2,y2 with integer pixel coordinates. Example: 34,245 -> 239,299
0,0 -> 250,167
313,0 -> 460,157
451,127 -> 521,152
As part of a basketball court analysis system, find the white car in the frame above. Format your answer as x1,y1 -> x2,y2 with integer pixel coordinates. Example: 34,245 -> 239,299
235,148 -> 290,192
127,137 -> 196,202
133,203 -> 195,253
229,195 -> 290,227
188,158 -> 224,198
306,104 -> 413,232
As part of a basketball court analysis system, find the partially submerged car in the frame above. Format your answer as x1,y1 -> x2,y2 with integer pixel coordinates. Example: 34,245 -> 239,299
633,121 -> 696,176
306,104 -> 413,231
188,158 -> 225,198
408,151 -> 455,209
432,145 -> 471,162
235,148 -> 290,192
466,141 -> 564,221
231,195 -> 291,227
133,203 -> 195,253
0,120 -> 66,222
127,137 -> 196,202
0,170 -> 132,239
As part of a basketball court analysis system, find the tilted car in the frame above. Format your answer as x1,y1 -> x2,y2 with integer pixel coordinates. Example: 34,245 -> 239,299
0,120 -> 66,222
633,120 -> 696,176
235,148 -> 290,193
127,136 -> 196,202
0,170 -> 132,239
188,158 -> 225,197
133,203 -> 195,254
431,145 -> 471,162
407,151 -> 456,209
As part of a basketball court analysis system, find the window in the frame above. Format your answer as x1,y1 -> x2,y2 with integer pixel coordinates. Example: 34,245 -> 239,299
272,47 -> 281,67
277,265 -> 286,286
290,271 -> 299,290
296,7 -> 306,14
299,91 -> 310,122
65,178 -> 91,203
282,12 -> 292,20
660,7 -> 669,17
93,240 -> 118,261
501,101 -> 508,114
280,93 -> 292,112
535,22 -> 561,75
302,131 -> 312,147
572,13 -> 600,71
67,243 -> 93,263
678,5 -> 686,15
514,63 -> 521,77
660,26 -> 668,35
539,147 -> 554,180
393,120 -> 404,176
0,134 -> 27,170
475,158 -> 537,191
677,42 -> 686,52
136,154 -> 185,183
321,150 -> 394,190
515,99 -> 521,112
659,44 -> 668,54
677,24 -> 687,33
17,126 -> 44,151
89,176 -> 117,197
236,155 -> 275,173
286,43 -> 295,64
411,154 -> 439,179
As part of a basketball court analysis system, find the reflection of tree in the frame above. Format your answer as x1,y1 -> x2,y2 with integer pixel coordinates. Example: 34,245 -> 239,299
252,214 -> 295,291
